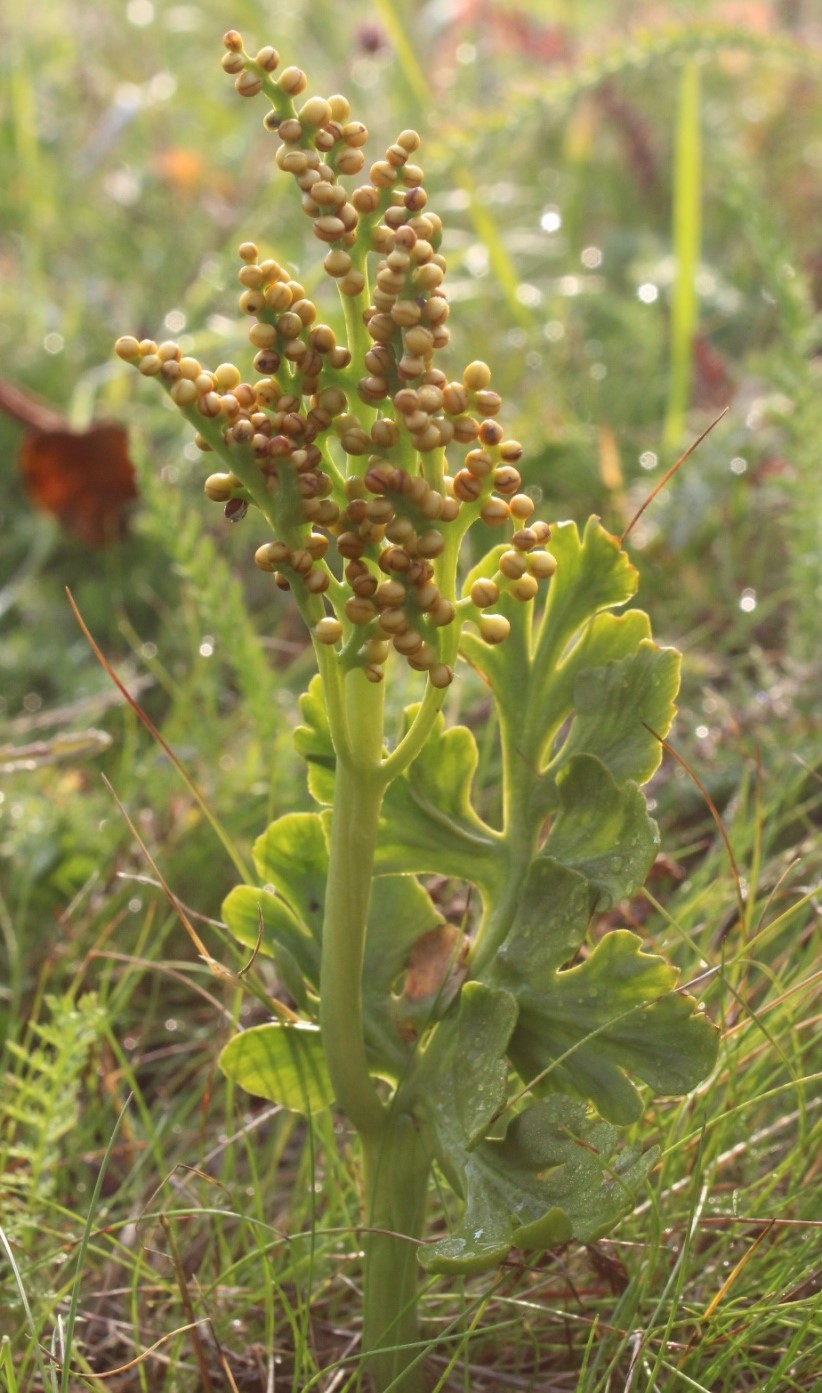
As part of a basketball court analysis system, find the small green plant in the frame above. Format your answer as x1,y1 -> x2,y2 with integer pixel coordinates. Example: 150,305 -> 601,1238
115,31 -> 719,1392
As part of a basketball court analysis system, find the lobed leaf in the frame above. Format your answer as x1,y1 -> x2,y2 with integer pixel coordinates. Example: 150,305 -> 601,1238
533,517 -> 638,658
460,519 -> 638,724
543,753 -> 659,908
491,858 -> 720,1124
420,1096 -> 657,1273
549,641 -> 680,787
534,608 -> 654,743
459,519 -> 678,852
418,982 -> 519,1155
414,984 -> 657,1272
376,710 -> 502,897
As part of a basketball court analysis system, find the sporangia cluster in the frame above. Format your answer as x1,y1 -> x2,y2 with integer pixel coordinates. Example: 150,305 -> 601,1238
116,31 -> 557,688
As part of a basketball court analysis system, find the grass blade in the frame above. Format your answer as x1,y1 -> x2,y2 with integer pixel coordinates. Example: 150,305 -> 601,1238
59,1094 -> 133,1392
664,58 -> 702,448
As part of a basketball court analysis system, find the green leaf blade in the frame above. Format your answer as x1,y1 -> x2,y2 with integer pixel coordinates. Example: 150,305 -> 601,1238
413,983 -> 658,1274
553,640 -> 680,787
544,754 -> 660,908
293,674 -> 336,806
222,884 -> 318,1005
362,874 -> 448,1071
419,1096 -> 657,1274
219,1023 -> 334,1115
377,711 -> 502,897
534,517 -> 639,666
494,856 -> 719,1123
252,812 -> 329,944
412,983 -> 519,1180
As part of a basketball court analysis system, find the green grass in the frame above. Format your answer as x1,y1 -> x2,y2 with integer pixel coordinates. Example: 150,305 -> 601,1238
1,0 -> 820,1388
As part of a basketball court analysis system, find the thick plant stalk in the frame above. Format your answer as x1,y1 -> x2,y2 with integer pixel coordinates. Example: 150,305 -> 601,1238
319,669 -> 387,1136
361,1117 -> 430,1393
320,671 -> 430,1389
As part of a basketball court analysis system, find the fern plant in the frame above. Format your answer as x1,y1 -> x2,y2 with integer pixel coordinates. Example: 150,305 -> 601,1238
1,993 -> 105,1242
115,32 -> 718,1391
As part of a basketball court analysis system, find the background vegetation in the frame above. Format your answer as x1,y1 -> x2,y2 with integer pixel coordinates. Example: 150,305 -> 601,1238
1,0 -> 819,1388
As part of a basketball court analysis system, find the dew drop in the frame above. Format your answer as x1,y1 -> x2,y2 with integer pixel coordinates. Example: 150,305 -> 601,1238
540,206 -> 562,233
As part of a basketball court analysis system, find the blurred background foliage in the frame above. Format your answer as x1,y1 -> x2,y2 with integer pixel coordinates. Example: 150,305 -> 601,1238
1,2 -> 820,1389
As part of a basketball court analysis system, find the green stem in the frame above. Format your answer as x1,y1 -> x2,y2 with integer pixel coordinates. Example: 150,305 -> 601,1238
338,242 -> 372,384
361,1116 -> 430,1393
318,668 -> 386,1136
420,445 -> 445,492
317,646 -> 433,1392
471,838 -> 531,977
309,632 -> 351,760
379,681 -> 446,783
